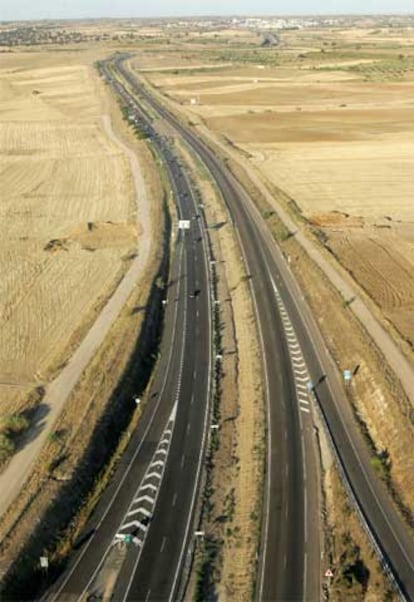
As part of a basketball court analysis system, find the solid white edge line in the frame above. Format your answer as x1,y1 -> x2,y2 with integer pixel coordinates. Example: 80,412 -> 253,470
63,242 -> 186,602
122,240 -> 190,602
232,227 -> 272,602
167,160 -> 214,602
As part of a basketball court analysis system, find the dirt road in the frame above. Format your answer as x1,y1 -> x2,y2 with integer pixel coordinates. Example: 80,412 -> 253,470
0,114 -> 152,518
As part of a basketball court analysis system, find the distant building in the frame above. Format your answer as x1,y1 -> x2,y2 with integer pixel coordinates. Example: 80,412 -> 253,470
261,33 -> 280,47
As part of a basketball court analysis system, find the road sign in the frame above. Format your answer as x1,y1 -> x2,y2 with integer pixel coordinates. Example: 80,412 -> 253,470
343,370 -> 352,383
178,219 -> 191,230
40,557 -> 49,569
306,380 -> 313,391
325,568 -> 334,578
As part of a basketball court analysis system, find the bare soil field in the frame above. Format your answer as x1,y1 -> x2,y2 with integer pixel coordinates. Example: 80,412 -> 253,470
0,53 -> 137,409
146,29 -> 414,352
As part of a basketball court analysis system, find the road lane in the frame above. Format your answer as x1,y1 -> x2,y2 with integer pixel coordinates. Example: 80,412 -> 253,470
47,61 -> 213,601
118,57 -> 319,601
123,56 -> 414,600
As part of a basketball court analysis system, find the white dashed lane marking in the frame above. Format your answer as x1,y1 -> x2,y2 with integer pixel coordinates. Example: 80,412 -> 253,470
120,520 -> 148,534
145,471 -> 162,482
115,403 -> 177,552
269,276 -> 313,417
140,483 -> 157,495
133,495 -> 155,506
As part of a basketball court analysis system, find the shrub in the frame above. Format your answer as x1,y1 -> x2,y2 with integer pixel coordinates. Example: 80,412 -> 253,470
0,433 -> 15,461
2,414 -> 30,435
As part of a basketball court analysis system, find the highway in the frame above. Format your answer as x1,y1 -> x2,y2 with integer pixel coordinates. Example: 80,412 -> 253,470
119,56 -> 414,600
46,60 -> 213,602
47,51 -> 414,601
114,57 -> 321,601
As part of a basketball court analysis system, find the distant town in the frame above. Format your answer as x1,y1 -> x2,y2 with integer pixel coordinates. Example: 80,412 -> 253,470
1,14 -> 414,47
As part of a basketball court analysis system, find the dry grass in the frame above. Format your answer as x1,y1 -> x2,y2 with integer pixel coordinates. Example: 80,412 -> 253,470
278,231 -> 414,515
0,102 -> 165,584
0,53 -> 136,406
323,464 -> 396,601
218,230 -> 263,601
326,228 -> 414,347
245,136 -> 414,219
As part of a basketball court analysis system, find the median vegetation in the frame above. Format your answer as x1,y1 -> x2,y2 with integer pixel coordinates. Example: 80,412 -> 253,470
174,143 -> 264,601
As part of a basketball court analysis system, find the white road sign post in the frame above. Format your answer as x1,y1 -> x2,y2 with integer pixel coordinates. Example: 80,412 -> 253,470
178,219 -> 191,230
40,556 -> 49,569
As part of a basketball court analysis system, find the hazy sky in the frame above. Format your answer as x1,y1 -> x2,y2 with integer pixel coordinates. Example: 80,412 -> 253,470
1,0 -> 414,21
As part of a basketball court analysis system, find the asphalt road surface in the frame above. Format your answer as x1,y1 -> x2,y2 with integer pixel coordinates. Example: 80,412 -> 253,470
121,56 -> 414,601
48,53 -> 414,602
114,58 -> 321,601
46,63 -> 213,602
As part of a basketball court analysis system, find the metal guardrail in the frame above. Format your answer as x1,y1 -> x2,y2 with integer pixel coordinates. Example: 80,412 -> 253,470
311,386 -> 408,601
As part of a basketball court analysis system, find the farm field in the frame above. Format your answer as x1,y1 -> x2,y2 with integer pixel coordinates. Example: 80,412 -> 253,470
0,17 -> 412,601
145,28 -> 414,349
0,52 -> 137,415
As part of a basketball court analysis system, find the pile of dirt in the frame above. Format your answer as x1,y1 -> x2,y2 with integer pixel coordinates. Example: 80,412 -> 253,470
43,238 -> 70,252
309,211 -> 364,229
69,221 -> 138,251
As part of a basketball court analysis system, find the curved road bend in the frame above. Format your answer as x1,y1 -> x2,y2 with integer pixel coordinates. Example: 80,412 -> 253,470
117,59 -> 321,601
113,141 -> 212,602
46,73 -> 212,601
124,58 -> 414,601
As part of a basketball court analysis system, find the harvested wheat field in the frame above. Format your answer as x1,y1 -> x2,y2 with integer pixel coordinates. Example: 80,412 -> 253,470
150,32 -> 414,350
0,54 -> 137,412
326,227 -> 414,346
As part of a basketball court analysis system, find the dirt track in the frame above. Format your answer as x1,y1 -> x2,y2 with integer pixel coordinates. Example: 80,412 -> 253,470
0,114 -> 152,518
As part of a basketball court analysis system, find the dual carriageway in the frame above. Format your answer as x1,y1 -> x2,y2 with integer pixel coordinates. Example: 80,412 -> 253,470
48,55 -> 414,601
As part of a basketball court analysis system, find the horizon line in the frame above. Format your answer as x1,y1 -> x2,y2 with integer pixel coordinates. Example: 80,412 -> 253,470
2,11 -> 414,24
